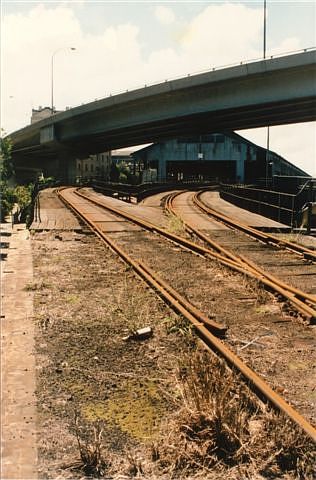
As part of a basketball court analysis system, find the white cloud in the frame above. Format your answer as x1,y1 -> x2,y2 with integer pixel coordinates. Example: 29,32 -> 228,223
179,3 -> 262,64
154,6 -> 175,26
1,2 -> 314,175
269,37 -> 301,57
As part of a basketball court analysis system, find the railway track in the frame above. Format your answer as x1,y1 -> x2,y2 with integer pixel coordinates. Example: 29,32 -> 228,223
165,191 -> 316,324
57,187 -> 316,442
194,190 -> 316,262
67,187 -> 316,324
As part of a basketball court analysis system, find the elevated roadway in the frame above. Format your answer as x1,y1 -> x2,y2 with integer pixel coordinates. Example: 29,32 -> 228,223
8,49 -> 316,179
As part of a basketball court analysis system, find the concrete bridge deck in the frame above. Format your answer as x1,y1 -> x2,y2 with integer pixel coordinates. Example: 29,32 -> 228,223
9,49 -> 316,183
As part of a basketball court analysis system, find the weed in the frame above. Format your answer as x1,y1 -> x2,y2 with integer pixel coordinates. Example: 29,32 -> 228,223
277,231 -> 306,246
110,276 -> 151,333
163,316 -> 197,351
163,315 -> 193,337
244,278 -> 270,305
154,349 -> 316,478
73,416 -> 109,477
166,213 -> 185,235
126,451 -> 144,477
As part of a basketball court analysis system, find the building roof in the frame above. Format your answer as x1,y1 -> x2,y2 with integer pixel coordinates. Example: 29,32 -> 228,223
131,131 -> 308,176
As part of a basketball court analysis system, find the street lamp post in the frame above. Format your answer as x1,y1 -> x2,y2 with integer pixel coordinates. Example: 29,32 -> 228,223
51,47 -> 76,114
263,0 -> 270,187
263,0 -> 267,60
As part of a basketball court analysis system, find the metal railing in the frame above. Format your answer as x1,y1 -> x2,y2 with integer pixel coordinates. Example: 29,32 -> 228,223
220,179 -> 316,229
91,178 -> 218,203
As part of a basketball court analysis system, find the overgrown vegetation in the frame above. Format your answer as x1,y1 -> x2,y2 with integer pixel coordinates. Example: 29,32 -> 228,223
1,135 -> 15,220
0,135 -> 34,222
163,315 -> 194,338
110,160 -> 139,184
73,417 -> 109,477
32,203 -> 315,479
69,349 -> 315,479
166,212 -> 185,234
153,350 -> 316,478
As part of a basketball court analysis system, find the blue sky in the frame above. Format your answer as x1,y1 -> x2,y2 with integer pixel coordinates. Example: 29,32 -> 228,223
1,1 -> 315,173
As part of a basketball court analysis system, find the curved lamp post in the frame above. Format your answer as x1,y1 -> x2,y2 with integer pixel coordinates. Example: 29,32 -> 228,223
263,0 -> 270,187
51,47 -> 76,114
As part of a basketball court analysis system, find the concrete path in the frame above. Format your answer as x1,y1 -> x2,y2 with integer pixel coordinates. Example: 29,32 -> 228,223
1,224 -> 37,479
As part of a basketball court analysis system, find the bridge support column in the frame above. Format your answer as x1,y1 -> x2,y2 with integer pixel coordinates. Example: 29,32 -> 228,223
57,151 -> 77,184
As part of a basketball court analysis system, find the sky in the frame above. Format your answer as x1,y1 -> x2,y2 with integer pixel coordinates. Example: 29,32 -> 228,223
1,0 -> 315,174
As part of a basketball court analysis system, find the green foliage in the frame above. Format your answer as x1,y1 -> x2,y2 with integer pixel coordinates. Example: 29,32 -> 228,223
118,171 -> 127,183
1,135 -> 15,220
0,136 -> 34,222
14,184 -> 33,222
39,176 -> 55,186
0,181 -> 15,220
14,185 -> 32,211
0,183 -> 34,222
0,136 -> 14,181
117,161 -> 129,184
163,315 -> 194,337
110,161 -> 140,185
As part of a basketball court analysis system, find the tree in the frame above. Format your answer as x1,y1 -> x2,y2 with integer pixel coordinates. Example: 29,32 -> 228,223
0,136 -> 33,222
14,185 -> 33,222
0,136 -> 15,220
0,136 -> 14,181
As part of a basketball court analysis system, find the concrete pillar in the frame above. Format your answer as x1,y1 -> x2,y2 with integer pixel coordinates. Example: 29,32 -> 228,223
67,157 -> 77,184
57,150 -> 77,184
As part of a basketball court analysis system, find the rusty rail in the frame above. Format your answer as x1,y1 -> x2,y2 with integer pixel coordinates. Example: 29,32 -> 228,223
193,191 -> 316,262
57,187 -> 316,442
74,187 -> 316,322
165,191 -> 316,321
57,188 -> 226,337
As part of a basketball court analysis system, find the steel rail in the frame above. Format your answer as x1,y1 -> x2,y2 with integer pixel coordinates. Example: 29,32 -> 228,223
165,192 -> 316,321
193,191 -> 316,262
73,189 -> 254,266
57,188 -> 226,337
57,187 -> 316,442
165,191 -> 316,307
75,188 -> 316,322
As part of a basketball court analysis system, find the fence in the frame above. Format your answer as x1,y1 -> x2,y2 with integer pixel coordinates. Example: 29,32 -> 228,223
220,179 -> 316,228
92,179 -> 219,203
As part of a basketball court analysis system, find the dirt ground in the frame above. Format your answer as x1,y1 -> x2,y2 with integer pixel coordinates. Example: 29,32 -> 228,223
30,190 -> 316,479
32,230 -> 197,479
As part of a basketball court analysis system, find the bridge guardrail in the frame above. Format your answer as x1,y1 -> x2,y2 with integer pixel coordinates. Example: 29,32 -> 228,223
75,47 -> 316,106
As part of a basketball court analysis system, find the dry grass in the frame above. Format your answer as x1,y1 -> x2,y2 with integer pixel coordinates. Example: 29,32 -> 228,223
73,417 -> 109,477
24,280 -> 51,291
166,213 -> 185,235
163,315 -> 194,338
153,350 -> 316,479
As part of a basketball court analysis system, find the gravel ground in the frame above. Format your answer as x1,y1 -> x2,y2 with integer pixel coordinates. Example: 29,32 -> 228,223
32,229 -> 197,479
32,189 -> 316,479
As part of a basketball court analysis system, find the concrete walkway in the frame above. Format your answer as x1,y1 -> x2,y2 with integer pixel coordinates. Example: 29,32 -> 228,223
1,224 -> 37,479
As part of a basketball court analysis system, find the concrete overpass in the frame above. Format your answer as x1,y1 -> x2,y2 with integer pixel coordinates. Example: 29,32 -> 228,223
8,49 -> 316,181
